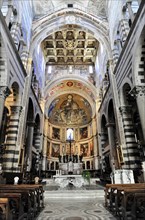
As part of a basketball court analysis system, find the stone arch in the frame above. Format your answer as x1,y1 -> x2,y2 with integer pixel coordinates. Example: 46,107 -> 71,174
45,90 -> 96,120
27,98 -> 34,122
30,10 -> 111,58
122,83 -> 134,106
107,99 -> 115,123
10,82 -> 20,105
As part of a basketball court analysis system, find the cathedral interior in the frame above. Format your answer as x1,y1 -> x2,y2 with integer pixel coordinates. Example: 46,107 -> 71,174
0,0 -> 145,219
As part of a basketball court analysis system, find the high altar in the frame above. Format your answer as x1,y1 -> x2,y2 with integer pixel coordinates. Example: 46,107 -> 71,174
53,161 -> 85,188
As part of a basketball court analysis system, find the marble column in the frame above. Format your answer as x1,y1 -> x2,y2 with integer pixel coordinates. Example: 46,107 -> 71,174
119,106 -> 140,169
93,136 -> 99,170
4,105 -> 22,172
42,136 -> 47,171
25,121 -> 35,172
106,123 -> 118,170
0,86 -> 10,130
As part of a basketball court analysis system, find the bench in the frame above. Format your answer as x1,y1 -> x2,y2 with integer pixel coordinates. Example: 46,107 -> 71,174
0,184 -> 44,219
0,198 -> 12,220
105,183 -> 145,219
0,192 -> 27,220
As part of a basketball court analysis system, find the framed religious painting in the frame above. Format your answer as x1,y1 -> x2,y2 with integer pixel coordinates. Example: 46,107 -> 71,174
51,143 -> 60,157
80,127 -> 88,139
52,127 -> 60,140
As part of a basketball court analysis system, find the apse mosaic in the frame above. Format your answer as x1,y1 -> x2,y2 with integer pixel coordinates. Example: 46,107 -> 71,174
48,94 -> 92,125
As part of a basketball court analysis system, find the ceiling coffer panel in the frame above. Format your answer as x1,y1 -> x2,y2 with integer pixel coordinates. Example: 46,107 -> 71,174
42,25 -> 99,65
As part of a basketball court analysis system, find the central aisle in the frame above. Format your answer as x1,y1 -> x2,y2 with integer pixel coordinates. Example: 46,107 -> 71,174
36,187 -> 117,220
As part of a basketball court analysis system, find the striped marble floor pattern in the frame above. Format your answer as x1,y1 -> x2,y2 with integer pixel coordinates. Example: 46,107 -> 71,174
36,198 -> 116,220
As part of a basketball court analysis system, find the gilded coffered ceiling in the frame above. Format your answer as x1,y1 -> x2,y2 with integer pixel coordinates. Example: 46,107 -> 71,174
32,0 -> 106,18
41,25 -> 99,65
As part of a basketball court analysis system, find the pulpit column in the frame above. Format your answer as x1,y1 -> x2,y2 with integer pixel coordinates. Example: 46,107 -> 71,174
106,123 -> 118,170
25,121 -> 35,171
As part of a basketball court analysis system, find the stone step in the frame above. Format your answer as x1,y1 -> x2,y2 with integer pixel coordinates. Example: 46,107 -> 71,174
44,189 -> 105,199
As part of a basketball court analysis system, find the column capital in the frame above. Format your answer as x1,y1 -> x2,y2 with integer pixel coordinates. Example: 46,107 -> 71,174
106,122 -> 115,128
0,86 -> 11,99
129,86 -> 145,98
10,106 -> 23,115
119,105 -> 132,114
27,121 -> 35,127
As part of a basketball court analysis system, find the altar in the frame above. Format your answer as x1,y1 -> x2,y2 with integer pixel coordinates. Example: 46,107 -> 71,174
53,174 -> 86,188
59,162 -> 83,175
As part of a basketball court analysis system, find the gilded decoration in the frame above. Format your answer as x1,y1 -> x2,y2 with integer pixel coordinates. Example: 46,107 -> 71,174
42,26 -> 98,65
48,94 -> 92,125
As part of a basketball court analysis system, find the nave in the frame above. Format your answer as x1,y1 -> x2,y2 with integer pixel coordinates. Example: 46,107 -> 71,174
36,187 -> 116,220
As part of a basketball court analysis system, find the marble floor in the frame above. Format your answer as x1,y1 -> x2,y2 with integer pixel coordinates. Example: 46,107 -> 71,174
36,198 -> 117,220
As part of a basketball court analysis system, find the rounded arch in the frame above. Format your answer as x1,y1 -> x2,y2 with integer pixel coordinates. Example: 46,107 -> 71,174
101,114 -> 107,132
27,98 -> 34,122
45,90 -> 96,120
44,78 -> 97,119
34,114 -> 40,129
11,82 -> 20,104
121,83 -> 134,106
107,99 -> 115,123
30,10 -> 111,59
5,81 -> 20,107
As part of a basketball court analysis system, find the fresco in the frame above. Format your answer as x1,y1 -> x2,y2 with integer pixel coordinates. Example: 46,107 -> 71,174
48,94 -> 92,125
